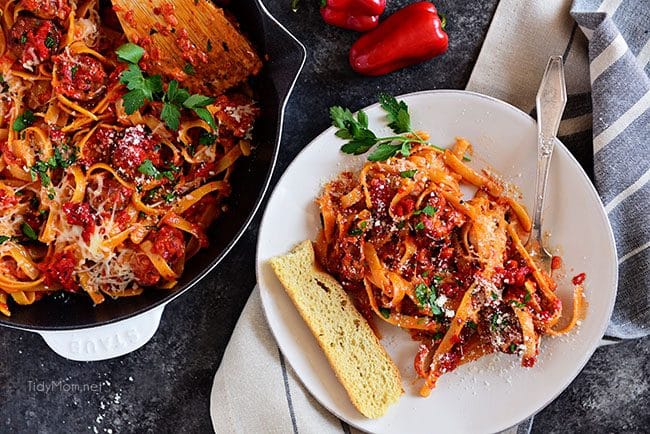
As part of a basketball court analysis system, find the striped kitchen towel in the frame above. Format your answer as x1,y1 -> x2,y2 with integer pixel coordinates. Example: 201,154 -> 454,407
211,1 -> 649,433
467,0 -> 650,339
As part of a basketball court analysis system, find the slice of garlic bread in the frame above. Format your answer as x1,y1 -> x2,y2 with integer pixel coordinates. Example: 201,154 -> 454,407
269,240 -> 402,419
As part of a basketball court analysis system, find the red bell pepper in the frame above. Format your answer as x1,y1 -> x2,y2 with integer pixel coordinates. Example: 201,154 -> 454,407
349,2 -> 448,76
320,0 -> 386,32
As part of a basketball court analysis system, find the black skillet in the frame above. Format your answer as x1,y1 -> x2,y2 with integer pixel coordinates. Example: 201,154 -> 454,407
0,0 -> 306,338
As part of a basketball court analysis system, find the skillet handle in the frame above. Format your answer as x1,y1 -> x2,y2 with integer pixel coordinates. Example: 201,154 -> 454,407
36,305 -> 165,361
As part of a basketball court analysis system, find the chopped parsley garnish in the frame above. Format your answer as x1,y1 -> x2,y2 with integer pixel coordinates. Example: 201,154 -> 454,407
414,282 -> 442,315
414,205 -> 437,216
524,290 -> 531,303
199,131 -> 218,146
71,65 -> 78,78
421,271 -> 429,277
348,220 -> 367,236
21,222 -> 38,241
414,221 -> 425,230
490,313 -> 501,331
399,169 -> 417,178
30,161 -> 51,186
138,159 -> 161,179
13,110 -> 36,132
490,291 -> 498,300
163,191 -> 176,203
44,34 -> 56,48
432,331 -> 445,340
20,33 -> 27,44
379,307 -> 391,319
30,145 -> 78,186
0,235 -> 10,244
183,63 -> 195,75
144,187 -> 160,201
466,320 -> 477,329
509,343 -> 517,353
138,160 -> 178,182
510,299 -> 527,308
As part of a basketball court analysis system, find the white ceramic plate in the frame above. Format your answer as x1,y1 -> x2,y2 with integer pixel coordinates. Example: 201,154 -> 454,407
256,90 -> 617,434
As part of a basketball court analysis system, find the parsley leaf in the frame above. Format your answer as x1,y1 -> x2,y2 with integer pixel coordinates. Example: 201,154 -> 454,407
120,64 -> 145,89
414,205 -> 437,216
119,63 -> 162,114
379,307 -> 391,319
367,142 -> 401,161
116,43 -> 145,64
160,81 -> 217,131
192,107 -> 217,130
122,89 -> 146,115
183,94 -> 214,109
165,80 -> 190,105
138,159 -> 162,180
467,320 -> 478,329
199,131 -> 218,146
21,222 -> 38,240
524,290 -> 531,303
0,235 -> 10,244
161,103 -> 181,131
13,110 -> 36,131
400,169 -> 417,178
414,221 -> 425,230
330,106 -> 379,155
378,92 -> 411,134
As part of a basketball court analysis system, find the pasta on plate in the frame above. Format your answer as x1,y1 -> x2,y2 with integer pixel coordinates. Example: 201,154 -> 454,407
315,137 -> 586,396
0,0 -> 260,315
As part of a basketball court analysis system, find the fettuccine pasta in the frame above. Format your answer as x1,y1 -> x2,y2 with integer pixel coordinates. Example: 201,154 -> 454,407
0,0 -> 260,315
315,138 -> 586,396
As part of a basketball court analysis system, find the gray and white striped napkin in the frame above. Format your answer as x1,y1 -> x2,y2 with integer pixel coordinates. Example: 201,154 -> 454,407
211,0 -> 649,432
468,0 -> 649,341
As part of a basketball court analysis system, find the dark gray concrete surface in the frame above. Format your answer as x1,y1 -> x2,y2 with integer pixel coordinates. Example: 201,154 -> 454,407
1,0 -> 648,432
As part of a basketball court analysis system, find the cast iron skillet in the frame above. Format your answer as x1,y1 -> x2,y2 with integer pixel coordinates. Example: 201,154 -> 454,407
0,0 -> 306,331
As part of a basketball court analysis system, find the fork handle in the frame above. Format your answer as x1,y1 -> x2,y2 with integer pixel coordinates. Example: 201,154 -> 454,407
530,56 -> 567,243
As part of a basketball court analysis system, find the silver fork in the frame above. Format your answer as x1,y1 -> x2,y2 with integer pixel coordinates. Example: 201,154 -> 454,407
526,56 -> 567,270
